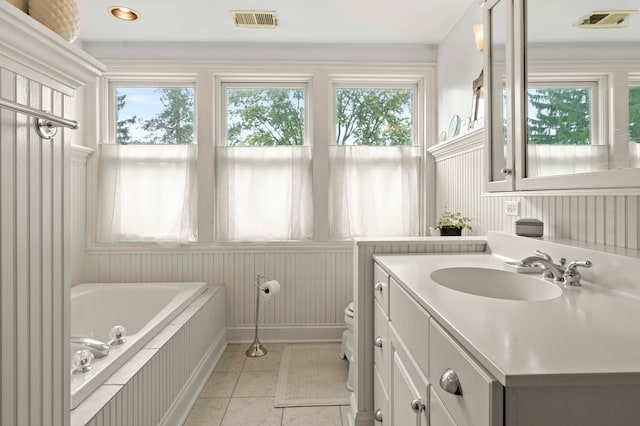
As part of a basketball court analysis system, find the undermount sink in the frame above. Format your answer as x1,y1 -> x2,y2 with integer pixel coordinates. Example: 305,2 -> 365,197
430,267 -> 562,301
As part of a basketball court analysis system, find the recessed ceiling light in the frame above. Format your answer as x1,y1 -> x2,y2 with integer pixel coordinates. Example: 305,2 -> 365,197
108,6 -> 141,22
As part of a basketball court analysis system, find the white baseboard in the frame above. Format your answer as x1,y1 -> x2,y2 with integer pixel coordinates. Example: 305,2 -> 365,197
227,324 -> 346,343
160,328 -> 227,426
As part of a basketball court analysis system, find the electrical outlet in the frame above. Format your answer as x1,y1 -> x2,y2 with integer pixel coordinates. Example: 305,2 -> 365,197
505,200 -> 519,216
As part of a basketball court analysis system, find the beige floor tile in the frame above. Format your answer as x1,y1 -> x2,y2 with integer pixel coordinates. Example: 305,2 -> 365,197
221,397 -> 283,426
233,371 -> 279,397
224,343 -> 246,352
243,350 -> 282,372
214,351 -> 246,372
184,398 -> 229,425
199,371 -> 240,398
282,406 -> 343,426
261,343 -> 287,352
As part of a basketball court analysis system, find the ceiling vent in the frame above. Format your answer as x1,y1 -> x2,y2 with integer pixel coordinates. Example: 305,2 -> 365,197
232,10 -> 278,28
574,10 -> 637,29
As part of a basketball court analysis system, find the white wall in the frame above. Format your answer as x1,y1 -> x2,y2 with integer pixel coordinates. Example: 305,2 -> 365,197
437,2 -> 483,135
81,41 -> 438,63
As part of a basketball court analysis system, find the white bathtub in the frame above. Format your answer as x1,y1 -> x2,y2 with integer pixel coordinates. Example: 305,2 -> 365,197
70,282 -> 207,409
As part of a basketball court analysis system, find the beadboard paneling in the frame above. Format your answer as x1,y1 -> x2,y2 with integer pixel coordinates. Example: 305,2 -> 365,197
434,140 -> 640,249
0,66 -> 70,426
82,251 -> 354,331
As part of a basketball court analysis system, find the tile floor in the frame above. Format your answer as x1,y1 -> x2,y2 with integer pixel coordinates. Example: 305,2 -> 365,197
184,343 -> 351,426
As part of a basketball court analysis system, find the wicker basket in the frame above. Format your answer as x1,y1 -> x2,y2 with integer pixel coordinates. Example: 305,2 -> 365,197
29,0 -> 80,42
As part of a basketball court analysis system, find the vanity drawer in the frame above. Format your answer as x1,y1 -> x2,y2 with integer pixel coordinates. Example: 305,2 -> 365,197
374,299 -> 390,392
429,320 -> 503,426
390,277 -> 430,378
373,262 -> 390,316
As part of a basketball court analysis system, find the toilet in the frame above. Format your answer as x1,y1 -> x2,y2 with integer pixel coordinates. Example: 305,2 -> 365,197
340,302 -> 355,391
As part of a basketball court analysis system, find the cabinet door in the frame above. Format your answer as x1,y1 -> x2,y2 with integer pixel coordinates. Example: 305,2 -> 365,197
374,365 -> 389,425
392,351 -> 424,426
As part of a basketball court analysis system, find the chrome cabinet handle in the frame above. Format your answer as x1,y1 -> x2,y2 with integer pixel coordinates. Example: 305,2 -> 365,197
374,408 -> 383,422
410,399 -> 426,413
374,337 -> 383,348
374,281 -> 385,292
439,368 -> 462,396
500,167 -> 512,176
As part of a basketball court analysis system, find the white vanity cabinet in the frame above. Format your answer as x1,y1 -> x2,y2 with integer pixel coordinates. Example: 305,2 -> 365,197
373,260 -> 503,426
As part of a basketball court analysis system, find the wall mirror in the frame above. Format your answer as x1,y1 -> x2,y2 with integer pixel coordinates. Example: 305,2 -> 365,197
485,0 -> 640,191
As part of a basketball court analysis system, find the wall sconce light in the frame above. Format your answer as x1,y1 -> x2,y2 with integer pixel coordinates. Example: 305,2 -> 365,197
473,24 -> 484,52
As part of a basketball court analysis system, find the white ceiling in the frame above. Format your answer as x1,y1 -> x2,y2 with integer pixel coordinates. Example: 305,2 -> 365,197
76,0 -> 477,44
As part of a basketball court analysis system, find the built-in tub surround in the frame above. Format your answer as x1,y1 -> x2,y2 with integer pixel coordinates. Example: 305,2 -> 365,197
71,284 -> 226,426
70,282 -> 207,408
370,232 -> 640,424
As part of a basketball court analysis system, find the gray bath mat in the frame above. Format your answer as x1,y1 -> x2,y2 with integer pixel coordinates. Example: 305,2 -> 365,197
274,343 -> 351,407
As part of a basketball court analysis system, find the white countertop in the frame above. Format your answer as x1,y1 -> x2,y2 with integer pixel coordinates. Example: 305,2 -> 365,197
374,252 -> 640,387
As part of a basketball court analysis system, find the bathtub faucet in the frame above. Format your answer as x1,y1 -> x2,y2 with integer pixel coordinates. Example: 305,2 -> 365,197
70,336 -> 110,358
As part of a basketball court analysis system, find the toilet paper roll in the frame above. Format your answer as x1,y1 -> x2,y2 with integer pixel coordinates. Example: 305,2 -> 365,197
261,280 -> 281,300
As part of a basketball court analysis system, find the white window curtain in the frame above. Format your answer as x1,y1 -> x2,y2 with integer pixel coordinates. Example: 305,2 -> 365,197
526,145 -> 609,177
329,146 -> 420,239
97,144 -> 197,243
216,146 -> 313,241
630,142 -> 640,168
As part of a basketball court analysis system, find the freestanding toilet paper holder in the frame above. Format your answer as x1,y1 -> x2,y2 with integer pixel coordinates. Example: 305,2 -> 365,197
246,274 -> 276,357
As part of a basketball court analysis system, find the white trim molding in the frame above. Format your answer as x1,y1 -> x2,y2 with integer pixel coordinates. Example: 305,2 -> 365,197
427,128 -> 484,161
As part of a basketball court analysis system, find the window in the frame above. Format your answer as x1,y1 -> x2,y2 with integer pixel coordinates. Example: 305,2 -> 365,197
225,87 -> 305,146
95,66 -> 431,245
329,84 -> 420,239
215,82 -> 312,241
97,81 -> 198,243
335,88 -> 413,146
115,86 -> 195,144
525,80 -> 606,178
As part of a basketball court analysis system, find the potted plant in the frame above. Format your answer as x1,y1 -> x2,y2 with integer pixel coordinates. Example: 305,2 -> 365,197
436,211 -> 472,236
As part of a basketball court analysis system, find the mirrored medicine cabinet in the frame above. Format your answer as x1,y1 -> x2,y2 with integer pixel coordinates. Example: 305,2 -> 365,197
483,0 -> 640,192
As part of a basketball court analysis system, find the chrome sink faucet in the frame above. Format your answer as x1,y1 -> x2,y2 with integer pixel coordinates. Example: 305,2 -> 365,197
520,250 -> 592,286
520,253 -> 566,282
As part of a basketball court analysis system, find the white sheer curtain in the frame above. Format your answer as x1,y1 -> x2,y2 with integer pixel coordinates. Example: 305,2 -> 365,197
329,146 -> 420,239
527,145 -> 609,177
97,144 -> 197,243
216,146 -> 312,241
630,142 -> 640,168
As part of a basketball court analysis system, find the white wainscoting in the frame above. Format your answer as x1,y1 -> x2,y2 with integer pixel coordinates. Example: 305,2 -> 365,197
432,131 -> 640,250
0,62 -> 71,426
81,250 -> 354,342
0,5 -> 105,426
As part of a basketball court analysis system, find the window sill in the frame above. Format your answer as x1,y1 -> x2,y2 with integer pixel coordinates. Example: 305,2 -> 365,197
85,240 -> 356,254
